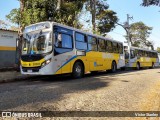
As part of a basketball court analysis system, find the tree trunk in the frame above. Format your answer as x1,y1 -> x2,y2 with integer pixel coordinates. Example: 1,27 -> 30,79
57,0 -> 62,10
16,0 -> 25,71
20,0 -> 24,34
151,45 -> 154,50
90,0 -> 96,32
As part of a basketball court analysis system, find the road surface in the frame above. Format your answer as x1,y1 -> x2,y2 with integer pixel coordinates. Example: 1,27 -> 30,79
0,68 -> 160,119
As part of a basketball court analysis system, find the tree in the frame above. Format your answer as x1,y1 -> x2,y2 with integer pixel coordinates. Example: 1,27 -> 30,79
0,20 -> 10,29
6,0 -> 86,30
129,22 -> 154,50
85,0 -> 118,35
54,0 -> 86,28
142,0 -> 160,6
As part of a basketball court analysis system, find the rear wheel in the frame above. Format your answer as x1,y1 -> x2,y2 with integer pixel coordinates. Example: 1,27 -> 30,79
111,61 -> 117,73
150,62 -> 154,69
136,62 -> 140,70
72,62 -> 84,79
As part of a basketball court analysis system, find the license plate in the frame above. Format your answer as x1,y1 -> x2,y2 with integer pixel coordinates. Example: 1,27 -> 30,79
27,70 -> 32,73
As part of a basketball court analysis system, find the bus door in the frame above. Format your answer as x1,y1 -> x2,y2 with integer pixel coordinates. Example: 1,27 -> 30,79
130,49 -> 137,67
53,26 -> 74,74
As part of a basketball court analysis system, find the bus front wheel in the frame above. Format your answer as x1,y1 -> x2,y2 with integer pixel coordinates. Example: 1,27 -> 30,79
72,62 -> 84,79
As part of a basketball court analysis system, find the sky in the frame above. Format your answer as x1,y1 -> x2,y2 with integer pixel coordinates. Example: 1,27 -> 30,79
0,0 -> 160,49
107,0 -> 160,49
0,0 -> 19,22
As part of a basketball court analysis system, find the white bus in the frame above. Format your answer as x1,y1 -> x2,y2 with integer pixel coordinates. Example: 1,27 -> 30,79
20,21 -> 125,78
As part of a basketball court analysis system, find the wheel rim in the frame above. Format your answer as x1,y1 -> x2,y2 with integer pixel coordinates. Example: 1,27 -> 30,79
137,64 -> 139,69
75,65 -> 81,76
112,62 -> 116,72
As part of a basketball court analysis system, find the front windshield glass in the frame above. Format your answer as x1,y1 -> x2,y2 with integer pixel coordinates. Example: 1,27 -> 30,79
22,32 -> 52,55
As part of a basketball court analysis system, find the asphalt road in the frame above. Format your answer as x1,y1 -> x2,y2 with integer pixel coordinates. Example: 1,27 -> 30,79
0,68 -> 160,119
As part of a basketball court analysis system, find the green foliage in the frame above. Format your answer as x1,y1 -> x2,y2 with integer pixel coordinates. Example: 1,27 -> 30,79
129,22 -> 153,49
97,10 -> 118,35
85,0 -> 118,34
6,8 -> 20,25
54,0 -> 86,28
142,0 -> 160,6
0,20 -> 10,29
6,0 -> 86,29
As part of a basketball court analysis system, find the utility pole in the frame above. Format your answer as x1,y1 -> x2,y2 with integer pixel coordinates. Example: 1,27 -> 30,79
125,14 -> 133,47
125,14 -> 133,60
116,14 -> 133,60
115,14 -> 133,46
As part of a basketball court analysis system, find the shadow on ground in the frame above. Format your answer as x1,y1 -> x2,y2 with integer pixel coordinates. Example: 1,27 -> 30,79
0,67 -> 153,111
0,71 -> 115,111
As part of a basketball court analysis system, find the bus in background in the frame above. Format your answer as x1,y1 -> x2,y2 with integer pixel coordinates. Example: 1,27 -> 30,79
158,53 -> 160,65
20,21 -> 125,78
124,46 -> 159,70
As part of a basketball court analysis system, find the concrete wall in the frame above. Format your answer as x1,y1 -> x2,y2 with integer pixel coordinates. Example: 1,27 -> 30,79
0,51 -> 16,67
0,29 -> 18,68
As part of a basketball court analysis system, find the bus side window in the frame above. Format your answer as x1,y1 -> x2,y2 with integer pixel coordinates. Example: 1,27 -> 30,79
55,33 -> 62,48
130,50 -> 135,59
98,39 -> 106,52
88,36 -> 97,51
107,41 -> 113,53
55,33 -> 72,49
75,32 -> 87,50
118,43 -> 123,54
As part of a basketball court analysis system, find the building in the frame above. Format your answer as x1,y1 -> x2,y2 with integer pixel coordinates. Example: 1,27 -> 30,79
0,29 -> 18,68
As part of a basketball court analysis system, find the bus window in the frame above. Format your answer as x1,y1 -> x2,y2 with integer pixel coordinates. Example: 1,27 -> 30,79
55,33 -> 72,49
118,43 -> 123,54
54,32 -> 73,55
106,41 -> 113,53
75,32 -> 87,50
98,39 -> 106,52
112,42 -> 119,53
88,36 -> 97,51
130,50 -> 135,59
125,50 -> 129,59
138,50 -> 142,57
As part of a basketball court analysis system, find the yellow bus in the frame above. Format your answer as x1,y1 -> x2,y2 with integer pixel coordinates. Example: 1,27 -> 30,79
124,46 -> 159,70
20,21 -> 125,78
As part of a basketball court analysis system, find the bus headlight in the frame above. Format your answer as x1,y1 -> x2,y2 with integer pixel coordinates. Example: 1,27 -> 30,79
41,58 -> 51,68
46,59 -> 51,64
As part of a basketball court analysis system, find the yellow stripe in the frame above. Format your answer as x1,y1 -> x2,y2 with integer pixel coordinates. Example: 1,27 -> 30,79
0,46 -> 16,51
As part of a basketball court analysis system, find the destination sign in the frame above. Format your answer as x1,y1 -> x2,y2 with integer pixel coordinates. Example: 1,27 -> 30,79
24,22 -> 50,33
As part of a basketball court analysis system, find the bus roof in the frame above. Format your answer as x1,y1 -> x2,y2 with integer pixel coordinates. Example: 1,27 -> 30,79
130,46 -> 158,53
25,21 -> 123,44
53,22 -> 123,44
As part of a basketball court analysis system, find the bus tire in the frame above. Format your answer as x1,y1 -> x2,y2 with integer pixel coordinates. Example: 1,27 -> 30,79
111,61 -> 117,73
72,62 -> 84,79
149,62 -> 154,69
136,62 -> 140,70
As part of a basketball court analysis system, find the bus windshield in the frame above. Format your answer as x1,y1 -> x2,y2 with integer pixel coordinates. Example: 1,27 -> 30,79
22,32 -> 52,55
